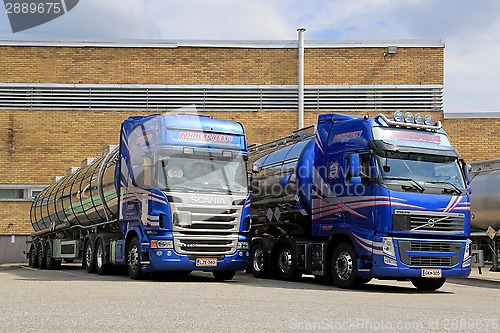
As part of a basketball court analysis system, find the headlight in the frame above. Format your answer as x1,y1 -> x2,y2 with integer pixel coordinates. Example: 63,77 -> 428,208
464,240 -> 471,259
382,237 -> 396,257
414,113 -> 424,125
424,114 -> 433,126
237,242 -> 249,250
393,110 -> 403,122
384,256 -> 398,266
404,112 -> 414,123
151,240 -> 173,249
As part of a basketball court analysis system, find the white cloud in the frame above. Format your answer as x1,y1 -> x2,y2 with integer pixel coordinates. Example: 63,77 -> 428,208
144,0 -> 294,40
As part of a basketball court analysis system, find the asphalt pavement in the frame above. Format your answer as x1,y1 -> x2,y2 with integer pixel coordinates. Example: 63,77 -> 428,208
1,262 -> 500,283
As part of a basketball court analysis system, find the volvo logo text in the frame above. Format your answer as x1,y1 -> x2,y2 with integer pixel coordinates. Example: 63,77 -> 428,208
190,197 -> 226,205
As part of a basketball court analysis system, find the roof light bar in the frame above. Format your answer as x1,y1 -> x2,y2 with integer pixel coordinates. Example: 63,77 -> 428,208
377,113 -> 442,131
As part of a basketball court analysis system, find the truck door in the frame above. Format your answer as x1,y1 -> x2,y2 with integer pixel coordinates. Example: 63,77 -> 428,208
344,152 -> 376,249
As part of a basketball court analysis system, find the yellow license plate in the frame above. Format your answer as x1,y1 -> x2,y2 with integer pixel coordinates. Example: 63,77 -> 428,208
196,258 -> 218,267
421,268 -> 442,278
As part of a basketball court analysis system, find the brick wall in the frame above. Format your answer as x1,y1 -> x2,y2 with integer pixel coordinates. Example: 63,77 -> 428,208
442,118 -> 500,163
0,201 -> 31,234
0,45 -> 442,85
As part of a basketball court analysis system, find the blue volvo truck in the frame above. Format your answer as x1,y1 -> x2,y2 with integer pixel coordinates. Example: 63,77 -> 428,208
28,113 -> 251,280
248,112 -> 471,290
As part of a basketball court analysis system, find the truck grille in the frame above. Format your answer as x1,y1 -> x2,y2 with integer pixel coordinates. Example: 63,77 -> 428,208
393,210 -> 465,234
175,238 -> 235,254
409,257 -> 452,266
398,240 -> 462,267
175,207 -> 239,232
409,242 -> 452,252
171,205 -> 242,255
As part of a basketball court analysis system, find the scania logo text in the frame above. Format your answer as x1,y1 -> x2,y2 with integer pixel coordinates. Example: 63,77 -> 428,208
190,197 -> 226,205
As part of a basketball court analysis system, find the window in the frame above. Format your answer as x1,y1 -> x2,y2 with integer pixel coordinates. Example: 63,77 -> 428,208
0,189 -> 24,199
0,185 -> 49,201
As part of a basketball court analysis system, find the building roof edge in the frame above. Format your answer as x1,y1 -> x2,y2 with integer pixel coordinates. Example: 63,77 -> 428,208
0,38 -> 444,49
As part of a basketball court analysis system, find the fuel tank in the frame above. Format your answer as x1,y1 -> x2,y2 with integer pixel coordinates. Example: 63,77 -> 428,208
470,159 -> 500,231
30,146 -> 119,234
248,127 -> 316,220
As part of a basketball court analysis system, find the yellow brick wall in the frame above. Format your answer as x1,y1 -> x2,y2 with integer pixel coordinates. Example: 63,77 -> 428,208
305,48 -> 443,85
0,46 -> 442,85
0,201 -> 31,234
442,118 -> 500,163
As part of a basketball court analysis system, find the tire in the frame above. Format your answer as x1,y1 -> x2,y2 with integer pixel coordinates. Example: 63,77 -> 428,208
411,277 -> 446,291
95,238 -> 110,275
275,244 -> 301,281
127,237 -> 143,280
44,240 -> 61,270
37,240 -> 46,269
29,243 -> 38,268
83,239 -> 96,273
330,242 -> 360,289
249,243 -> 268,278
213,270 -> 236,281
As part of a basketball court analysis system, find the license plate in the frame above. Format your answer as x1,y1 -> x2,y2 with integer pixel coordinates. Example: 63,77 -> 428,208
421,268 -> 442,278
196,258 -> 218,267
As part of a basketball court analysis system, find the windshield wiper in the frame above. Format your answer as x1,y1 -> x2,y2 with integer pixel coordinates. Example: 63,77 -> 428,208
426,181 -> 463,195
383,177 -> 425,193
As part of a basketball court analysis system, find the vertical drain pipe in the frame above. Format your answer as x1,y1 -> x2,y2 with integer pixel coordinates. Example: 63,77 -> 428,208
297,27 -> 306,129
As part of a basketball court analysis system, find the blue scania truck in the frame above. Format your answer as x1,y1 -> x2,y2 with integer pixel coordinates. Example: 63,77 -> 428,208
248,112 -> 471,290
28,113 -> 251,280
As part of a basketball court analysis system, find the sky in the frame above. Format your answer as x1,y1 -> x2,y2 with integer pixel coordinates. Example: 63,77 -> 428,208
0,0 -> 499,114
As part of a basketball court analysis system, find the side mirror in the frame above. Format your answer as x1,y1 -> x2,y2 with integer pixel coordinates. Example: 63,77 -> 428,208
465,164 -> 471,185
460,159 -> 471,185
252,164 -> 261,173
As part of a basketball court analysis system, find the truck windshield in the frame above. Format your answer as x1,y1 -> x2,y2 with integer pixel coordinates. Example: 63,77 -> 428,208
375,152 -> 466,193
156,151 -> 247,194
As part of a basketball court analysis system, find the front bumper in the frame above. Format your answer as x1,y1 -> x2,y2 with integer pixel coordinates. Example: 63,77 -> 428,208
143,248 -> 249,273
358,236 -> 471,279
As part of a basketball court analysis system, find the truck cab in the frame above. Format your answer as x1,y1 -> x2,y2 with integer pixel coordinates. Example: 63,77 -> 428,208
313,113 -> 471,288
116,114 -> 251,279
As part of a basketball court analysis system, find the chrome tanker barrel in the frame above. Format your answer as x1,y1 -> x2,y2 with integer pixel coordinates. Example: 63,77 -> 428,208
470,158 -> 500,231
248,126 -> 316,223
30,145 -> 120,235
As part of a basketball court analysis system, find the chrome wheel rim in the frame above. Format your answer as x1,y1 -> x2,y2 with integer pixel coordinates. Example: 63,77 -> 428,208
278,248 -> 293,275
85,243 -> 92,266
335,251 -> 353,281
96,243 -> 103,269
252,247 -> 264,272
128,245 -> 139,273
